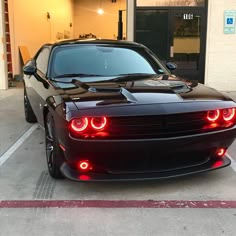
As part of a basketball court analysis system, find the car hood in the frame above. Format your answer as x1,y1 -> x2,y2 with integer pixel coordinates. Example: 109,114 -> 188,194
53,76 -> 231,109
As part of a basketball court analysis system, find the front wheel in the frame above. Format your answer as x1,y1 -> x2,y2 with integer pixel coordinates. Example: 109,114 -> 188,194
45,113 -> 64,179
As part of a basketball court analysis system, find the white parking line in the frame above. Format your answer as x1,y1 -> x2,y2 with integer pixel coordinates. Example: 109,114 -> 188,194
226,153 -> 236,172
0,125 -> 38,167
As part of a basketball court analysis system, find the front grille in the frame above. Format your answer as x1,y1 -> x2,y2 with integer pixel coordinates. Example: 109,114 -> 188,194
108,111 -> 208,139
106,151 -> 210,174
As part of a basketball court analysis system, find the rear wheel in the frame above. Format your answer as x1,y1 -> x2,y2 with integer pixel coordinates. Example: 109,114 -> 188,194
24,88 -> 37,123
45,113 -> 64,179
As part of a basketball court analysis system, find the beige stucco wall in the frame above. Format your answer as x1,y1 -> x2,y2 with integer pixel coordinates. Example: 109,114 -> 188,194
205,0 -> 236,91
8,0 -> 74,76
74,0 -> 126,40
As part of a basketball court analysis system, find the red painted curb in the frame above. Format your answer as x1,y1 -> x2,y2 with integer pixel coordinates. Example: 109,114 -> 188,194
0,200 -> 236,208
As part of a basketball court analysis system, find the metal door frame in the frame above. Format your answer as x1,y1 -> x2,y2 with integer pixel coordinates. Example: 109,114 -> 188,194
134,1 -> 208,83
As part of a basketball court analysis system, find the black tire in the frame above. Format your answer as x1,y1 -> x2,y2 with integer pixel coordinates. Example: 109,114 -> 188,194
24,88 -> 37,123
45,113 -> 64,179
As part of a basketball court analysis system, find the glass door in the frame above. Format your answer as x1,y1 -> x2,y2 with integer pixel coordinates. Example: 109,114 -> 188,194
170,9 -> 205,82
135,6 -> 207,83
136,9 -> 169,61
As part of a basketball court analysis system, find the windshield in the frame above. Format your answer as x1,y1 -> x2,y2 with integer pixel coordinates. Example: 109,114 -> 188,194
49,45 -> 168,81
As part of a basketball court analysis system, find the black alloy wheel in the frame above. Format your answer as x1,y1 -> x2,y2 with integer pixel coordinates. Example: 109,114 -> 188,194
24,88 -> 37,123
45,113 -> 64,179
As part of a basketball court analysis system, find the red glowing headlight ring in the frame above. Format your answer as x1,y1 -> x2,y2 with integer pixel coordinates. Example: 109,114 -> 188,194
223,108 -> 235,121
207,108 -> 236,123
207,110 -> 220,122
70,117 -> 89,132
69,117 -> 108,135
91,117 -> 107,130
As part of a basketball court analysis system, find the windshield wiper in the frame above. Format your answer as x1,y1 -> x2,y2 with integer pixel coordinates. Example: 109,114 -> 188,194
109,73 -> 160,82
50,78 -> 90,90
53,73 -> 103,79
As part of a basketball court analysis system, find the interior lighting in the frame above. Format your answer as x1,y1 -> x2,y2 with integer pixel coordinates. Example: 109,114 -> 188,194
97,8 -> 104,15
97,0 -> 104,15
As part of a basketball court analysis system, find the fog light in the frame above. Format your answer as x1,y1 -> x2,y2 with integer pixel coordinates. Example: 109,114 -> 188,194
78,160 -> 92,171
216,148 -> 226,157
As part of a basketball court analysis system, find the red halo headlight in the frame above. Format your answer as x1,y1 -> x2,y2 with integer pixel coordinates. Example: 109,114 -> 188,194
207,110 -> 220,122
223,108 -> 235,121
91,117 -> 107,130
70,117 -> 89,132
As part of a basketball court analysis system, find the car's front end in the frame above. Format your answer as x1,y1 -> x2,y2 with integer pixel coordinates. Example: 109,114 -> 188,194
53,81 -> 236,181
24,39 -> 236,181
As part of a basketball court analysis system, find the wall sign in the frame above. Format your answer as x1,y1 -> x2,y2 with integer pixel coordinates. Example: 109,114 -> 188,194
224,10 -> 236,34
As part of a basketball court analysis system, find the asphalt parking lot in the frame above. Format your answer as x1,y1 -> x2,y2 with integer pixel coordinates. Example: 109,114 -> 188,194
0,84 -> 236,236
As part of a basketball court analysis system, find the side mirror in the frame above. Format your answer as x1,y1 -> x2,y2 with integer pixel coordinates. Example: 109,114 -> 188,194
166,62 -> 177,71
23,61 -> 36,75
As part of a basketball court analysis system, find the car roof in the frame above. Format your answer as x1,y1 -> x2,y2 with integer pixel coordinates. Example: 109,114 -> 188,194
45,38 -> 144,48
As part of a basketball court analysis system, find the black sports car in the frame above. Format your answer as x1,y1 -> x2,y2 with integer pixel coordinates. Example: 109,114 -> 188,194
23,39 -> 236,181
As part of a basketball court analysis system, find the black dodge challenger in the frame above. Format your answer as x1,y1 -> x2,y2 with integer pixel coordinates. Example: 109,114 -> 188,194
23,39 -> 236,181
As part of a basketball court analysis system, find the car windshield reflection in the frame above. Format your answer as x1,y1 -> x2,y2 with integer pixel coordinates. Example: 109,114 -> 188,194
50,45 -> 168,81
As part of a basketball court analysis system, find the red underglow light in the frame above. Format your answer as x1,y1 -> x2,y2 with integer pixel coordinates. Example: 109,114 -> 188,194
78,160 -> 92,171
212,160 -> 223,168
79,175 -> 91,181
70,118 -> 89,132
207,110 -> 220,122
91,117 -> 107,130
223,108 -> 235,121
216,148 -> 226,157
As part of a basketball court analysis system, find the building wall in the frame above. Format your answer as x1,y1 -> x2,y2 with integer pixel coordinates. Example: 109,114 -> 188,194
205,0 -> 236,91
74,0 -> 126,40
8,0 -> 74,76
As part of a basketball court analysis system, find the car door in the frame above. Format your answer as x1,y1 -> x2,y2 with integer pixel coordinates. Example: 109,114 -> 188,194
25,46 -> 51,126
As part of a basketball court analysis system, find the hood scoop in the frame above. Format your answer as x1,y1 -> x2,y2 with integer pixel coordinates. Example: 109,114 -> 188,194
72,79 -> 137,103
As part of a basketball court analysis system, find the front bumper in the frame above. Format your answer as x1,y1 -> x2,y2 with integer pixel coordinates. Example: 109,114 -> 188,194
61,156 -> 231,181
60,127 -> 236,181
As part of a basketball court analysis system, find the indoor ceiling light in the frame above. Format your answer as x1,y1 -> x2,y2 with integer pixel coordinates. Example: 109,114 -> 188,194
97,0 -> 104,15
97,8 -> 104,15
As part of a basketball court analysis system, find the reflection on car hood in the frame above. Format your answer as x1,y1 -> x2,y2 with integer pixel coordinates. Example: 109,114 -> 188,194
52,76 -> 231,109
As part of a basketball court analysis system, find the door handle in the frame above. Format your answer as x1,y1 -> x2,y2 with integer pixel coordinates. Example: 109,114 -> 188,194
170,46 -> 174,58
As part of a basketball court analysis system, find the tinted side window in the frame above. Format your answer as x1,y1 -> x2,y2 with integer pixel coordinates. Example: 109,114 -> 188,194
36,47 -> 50,74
